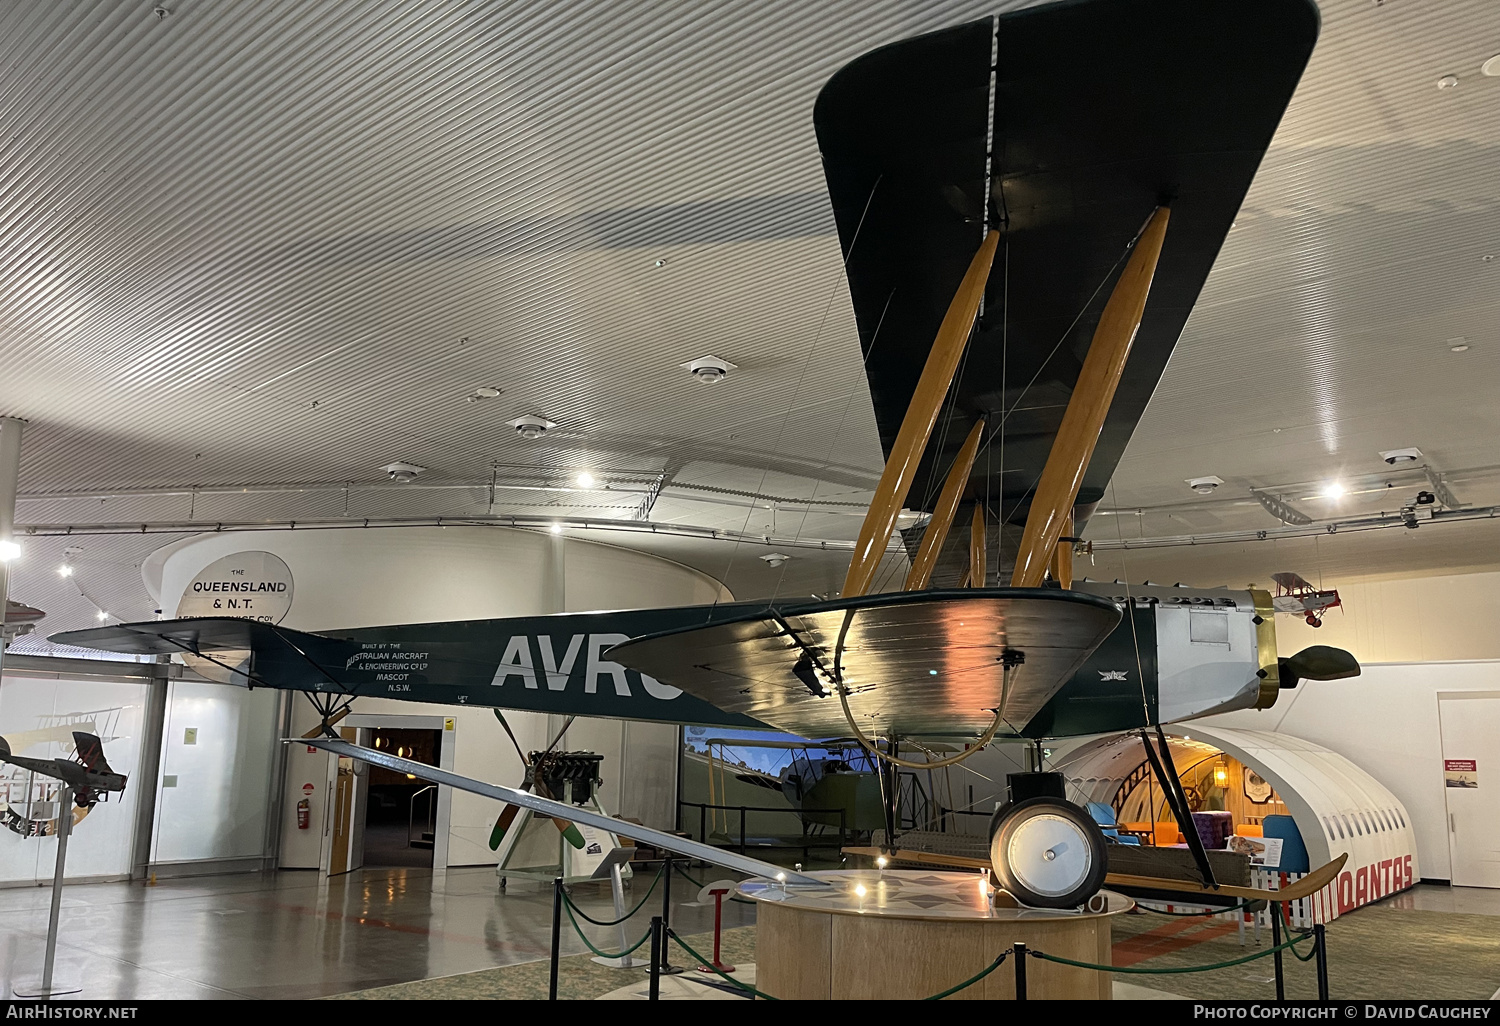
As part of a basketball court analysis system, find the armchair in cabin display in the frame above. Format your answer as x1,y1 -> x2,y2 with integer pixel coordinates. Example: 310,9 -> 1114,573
1261,814 -> 1311,873
1086,802 -> 1141,845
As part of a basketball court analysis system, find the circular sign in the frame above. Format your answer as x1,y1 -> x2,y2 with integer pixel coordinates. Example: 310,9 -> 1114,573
176,551 -> 294,623
302,783 -> 316,795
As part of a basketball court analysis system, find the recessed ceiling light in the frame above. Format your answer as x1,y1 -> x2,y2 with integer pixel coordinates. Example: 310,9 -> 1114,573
0,540 -> 20,562
471,386 -> 502,399
381,461 -> 425,483
58,565 -> 73,577
1437,74 -> 1459,89
509,415 -> 557,440
1380,447 -> 1423,464
549,523 -> 563,535
1483,54 -> 1500,77
96,610 -> 109,621
681,356 -> 737,383
1186,475 -> 1224,495
1483,255 -> 1495,263
1320,481 -> 1346,499
1450,342 -> 1470,352
575,472 -> 597,489
653,258 -> 667,268
759,552 -> 791,568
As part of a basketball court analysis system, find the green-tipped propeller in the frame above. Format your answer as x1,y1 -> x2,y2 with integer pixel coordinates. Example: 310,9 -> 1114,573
488,710 -> 583,851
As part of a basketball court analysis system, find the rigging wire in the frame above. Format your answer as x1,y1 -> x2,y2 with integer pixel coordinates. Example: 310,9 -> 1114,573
711,176 -> 884,610
1109,478 -> 1153,727
769,287 -> 896,604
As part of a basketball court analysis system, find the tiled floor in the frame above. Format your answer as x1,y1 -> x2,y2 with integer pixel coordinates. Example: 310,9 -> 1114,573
0,865 -> 753,1000
1376,883 -> 1500,917
2,869 -> 1493,1000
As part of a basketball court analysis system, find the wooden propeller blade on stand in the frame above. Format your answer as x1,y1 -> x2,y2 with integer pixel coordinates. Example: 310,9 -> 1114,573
842,846 -> 1349,904
904,419 -> 986,590
844,231 -> 999,599
1011,207 -> 1169,588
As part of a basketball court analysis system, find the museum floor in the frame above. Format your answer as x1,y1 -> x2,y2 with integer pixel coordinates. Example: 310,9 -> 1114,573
0,868 -> 1496,1000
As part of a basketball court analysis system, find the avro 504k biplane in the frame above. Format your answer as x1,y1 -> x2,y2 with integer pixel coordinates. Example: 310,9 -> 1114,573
56,0 -> 1356,909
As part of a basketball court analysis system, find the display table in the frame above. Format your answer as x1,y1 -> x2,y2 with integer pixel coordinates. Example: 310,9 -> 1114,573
738,869 -> 1132,1000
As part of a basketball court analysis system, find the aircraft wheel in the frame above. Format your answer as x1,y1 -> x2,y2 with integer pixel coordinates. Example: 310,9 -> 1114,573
989,798 -> 1108,909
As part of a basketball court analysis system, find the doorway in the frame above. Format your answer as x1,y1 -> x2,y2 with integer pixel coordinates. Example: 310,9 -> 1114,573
1439,692 -> 1500,888
363,727 -> 441,868
321,713 -> 454,876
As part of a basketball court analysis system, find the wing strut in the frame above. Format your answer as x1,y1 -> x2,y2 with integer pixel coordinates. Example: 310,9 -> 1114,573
843,231 -> 999,598
302,737 -> 827,887
904,419 -> 985,590
1011,207 -> 1169,587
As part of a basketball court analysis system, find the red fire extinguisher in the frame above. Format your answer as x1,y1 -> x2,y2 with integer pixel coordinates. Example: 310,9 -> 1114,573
297,798 -> 311,830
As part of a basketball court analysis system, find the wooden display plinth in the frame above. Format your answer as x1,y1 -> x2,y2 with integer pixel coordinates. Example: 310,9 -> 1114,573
738,870 -> 1131,1000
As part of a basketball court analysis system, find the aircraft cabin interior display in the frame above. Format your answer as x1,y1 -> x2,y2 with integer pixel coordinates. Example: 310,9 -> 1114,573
0,0 -> 1498,1007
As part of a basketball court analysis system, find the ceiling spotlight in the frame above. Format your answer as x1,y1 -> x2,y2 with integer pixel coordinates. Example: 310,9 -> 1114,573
1320,481 -> 1346,499
1186,475 -> 1224,495
509,415 -> 557,440
58,565 -> 74,577
1437,74 -> 1459,89
759,552 -> 791,568
0,540 -> 20,562
1483,54 -> 1500,77
549,523 -> 563,535
575,472 -> 597,489
653,258 -> 667,268
1380,447 -> 1422,465
681,355 -> 737,383
381,461 -> 425,483
96,610 -> 109,621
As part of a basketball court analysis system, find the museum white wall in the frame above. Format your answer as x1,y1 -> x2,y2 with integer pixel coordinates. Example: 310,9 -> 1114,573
1272,569 -> 1500,662
1204,661 -> 1498,883
155,526 -> 729,869
0,672 -> 149,885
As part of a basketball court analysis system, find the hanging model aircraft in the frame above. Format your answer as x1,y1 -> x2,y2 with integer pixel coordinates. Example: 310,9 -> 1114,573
53,0 -> 1356,909
1272,572 -> 1343,627
0,732 -> 128,811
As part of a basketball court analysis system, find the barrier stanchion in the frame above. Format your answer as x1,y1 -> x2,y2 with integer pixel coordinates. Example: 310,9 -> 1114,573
1013,942 -> 1028,1000
549,876 -> 563,1001
1270,902 -> 1286,1001
695,886 -> 735,974
649,916 -> 663,1001
1314,923 -> 1330,999
660,855 -> 681,974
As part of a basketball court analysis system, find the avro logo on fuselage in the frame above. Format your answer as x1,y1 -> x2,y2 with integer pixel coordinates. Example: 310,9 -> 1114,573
490,634 -> 681,700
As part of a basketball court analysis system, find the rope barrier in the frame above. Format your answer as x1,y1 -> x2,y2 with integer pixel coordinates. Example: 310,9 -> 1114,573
923,949 -> 1009,1001
1278,904 -> 1321,962
561,861 -> 667,926
667,929 -> 779,1001
1029,932 -> 1311,975
561,899 -> 654,960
